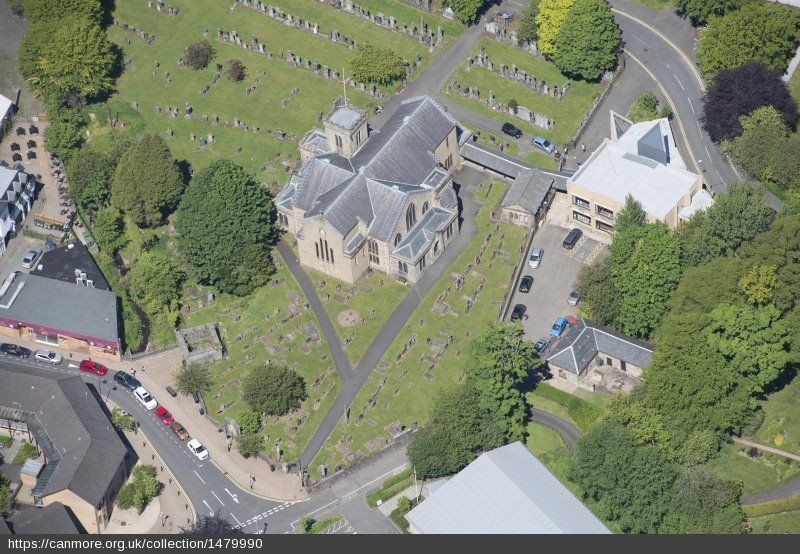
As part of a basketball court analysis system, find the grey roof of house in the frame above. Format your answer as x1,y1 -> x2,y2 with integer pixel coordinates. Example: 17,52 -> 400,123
0,366 -> 127,508
437,185 -> 458,210
327,106 -> 365,131
29,242 -> 110,291
545,317 -> 654,375
7,503 -> 82,534
405,442 -> 610,534
344,232 -> 365,257
460,142 -> 572,190
501,169 -> 555,214
0,272 -> 119,345
393,207 -> 456,262
281,96 -> 460,239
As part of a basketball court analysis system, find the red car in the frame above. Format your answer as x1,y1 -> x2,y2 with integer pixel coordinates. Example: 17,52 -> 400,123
79,359 -> 108,376
155,405 -> 174,425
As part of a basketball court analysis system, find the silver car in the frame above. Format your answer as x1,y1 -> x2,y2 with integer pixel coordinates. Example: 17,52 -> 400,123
528,247 -> 543,269
21,247 -> 43,269
34,349 -> 63,364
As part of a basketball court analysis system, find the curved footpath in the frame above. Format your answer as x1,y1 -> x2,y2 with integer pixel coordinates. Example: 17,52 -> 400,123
531,407 -> 582,453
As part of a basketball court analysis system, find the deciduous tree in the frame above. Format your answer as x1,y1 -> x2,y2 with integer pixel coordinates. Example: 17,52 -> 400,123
348,43 -> 406,86
667,467 -> 744,533
443,0 -> 488,24
128,250 -> 185,317
242,364 -> 306,416
66,146 -> 114,211
535,0 -> 576,57
517,0 -> 540,45
92,207 -> 127,254
574,260 -> 618,326
614,195 -> 647,234
675,0 -> 747,26
21,0 -> 102,24
729,106 -> 789,186
551,0 -> 620,81
185,39 -> 214,70
174,364 -> 212,396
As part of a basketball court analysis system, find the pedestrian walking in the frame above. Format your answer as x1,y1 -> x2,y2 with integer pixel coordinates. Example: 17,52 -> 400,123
132,368 -> 137,377
581,142 -> 586,153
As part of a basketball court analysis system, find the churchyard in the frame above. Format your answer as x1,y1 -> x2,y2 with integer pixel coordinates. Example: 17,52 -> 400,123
107,0 -> 461,179
181,256 -> 340,465
309,179 -> 528,479
307,268 -> 408,365
443,38 -> 604,148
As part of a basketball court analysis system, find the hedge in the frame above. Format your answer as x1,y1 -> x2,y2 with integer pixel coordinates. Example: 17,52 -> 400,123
532,384 -> 603,431
365,468 -> 414,507
744,495 -> 800,518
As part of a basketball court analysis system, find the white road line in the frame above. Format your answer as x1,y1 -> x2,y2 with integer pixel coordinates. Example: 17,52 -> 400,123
715,169 -> 727,186
631,35 -> 648,47
696,120 -> 703,133
230,512 -> 243,526
202,500 -> 214,515
686,97 -> 695,114
674,74 -> 685,91
193,470 -> 206,484
211,490 -> 226,506
705,145 -> 711,159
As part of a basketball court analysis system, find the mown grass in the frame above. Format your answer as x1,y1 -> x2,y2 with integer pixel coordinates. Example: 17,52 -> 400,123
754,374 -> 800,456
527,384 -> 605,432
309,179 -> 528,478
442,38 -> 603,147
705,442 -> 800,497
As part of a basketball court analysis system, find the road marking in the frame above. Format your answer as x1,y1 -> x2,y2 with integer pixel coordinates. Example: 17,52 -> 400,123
624,49 -> 703,180
716,169 -> 727,186
696,119 -> 702,133
674,74 -> 685,91
686,97 -> 695,115
193,470 -> 206,484
202,500 -> 214,515
211,490 -> 226,506
631,34 -> 648,47
705,145 -> 711,159
230,512 -> 243,526
225,488 -> 240,504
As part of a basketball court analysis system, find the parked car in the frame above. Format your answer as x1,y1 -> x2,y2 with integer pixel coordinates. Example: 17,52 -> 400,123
510,304 -> 527,321
134,387 -> 158,410
518,275 -> 533,293
550,316 -> 568,337
531,135 -> 555,154
20,247 -> 43,269
170,421 -> 189,441
155,405 -> 174,425
528,247 -> 543,269
562,228 -> 583,250
34,349 -> 62,364
187,438 -> 209,461
79,359 -> 108,376
568,291 -> 581,305
0,343 -> 31,358
534,337 -> 550,353
113,370 -> 141,391
501,122 -> 523,138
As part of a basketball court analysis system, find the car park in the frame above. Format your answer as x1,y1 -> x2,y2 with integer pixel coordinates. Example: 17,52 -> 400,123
528,247 -> 543,269
568,291 -> 581,305
534,337 -> 550,353
187,438 -> 209,460
501,122 -> 523,138
134,387 -> 158,410
170,421 -> 189,441
20,247 -> 43,269
562,228 -> 583,250
510,304 -> 527,321
519,275 -> 534,293
531,135 -> 555,154
550,316 -> 568,337
113,370 -> 141,391
34,349 -> 62,364
0,343 -> 31,358
155,405 -> 174,425
79,359 -> 108,376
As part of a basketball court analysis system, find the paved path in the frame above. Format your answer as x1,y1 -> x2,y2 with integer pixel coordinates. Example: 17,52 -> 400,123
730,437 -> 800,505
531,407 -> 582,452
296,166 -> 487,469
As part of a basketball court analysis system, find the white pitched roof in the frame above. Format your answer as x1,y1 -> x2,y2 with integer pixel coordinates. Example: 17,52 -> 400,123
571,118 -> 701,220
0,93 -> 13,122
405,442 -> 610,534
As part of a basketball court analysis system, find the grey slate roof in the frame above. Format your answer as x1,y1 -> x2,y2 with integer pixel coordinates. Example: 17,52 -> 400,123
545,317 -> 654,375
461,141 -> 572,190
29,242 -> 110,291
405,442 -> 610,534
0,366 -> 127,508
281,96 -> 459,239
7,503 -> 82,534
637,122 -> 669,165
327,106 -> 365,131
393,207 -> 454,262
610,110 -> 633,141
502,169 -> 555,214
0,272 -> 119,345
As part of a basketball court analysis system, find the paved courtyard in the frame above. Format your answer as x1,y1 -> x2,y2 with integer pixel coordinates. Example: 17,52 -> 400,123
507,220 -> 605,342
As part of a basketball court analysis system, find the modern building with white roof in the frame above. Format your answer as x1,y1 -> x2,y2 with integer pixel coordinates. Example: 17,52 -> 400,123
566,112 -> 712,232
0,92 -> 14,141
405,442 -> 610,534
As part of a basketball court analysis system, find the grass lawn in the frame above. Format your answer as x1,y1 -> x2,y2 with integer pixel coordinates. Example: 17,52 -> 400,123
443,38 -> 604,147
753,374 -> 800,456
523,150 -> 558,169
630,0 -> 674,10
527,384 -> 605,432
705,442 -> 800,498
749,510 -> 800,534
306,268 -> 408,365
789,70 -> 800,104
526,422 -> 567,459
108,0 -> 379,178
309,179 -> 529,478
182,258 -> 339,465
305,513 -> 343,534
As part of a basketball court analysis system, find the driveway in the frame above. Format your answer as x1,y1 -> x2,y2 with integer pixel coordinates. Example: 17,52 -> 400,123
507,222 -> 603,342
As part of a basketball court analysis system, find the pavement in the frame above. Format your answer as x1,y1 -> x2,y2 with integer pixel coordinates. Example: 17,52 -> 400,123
531,407 -> 582,453
296,165 -> 488,469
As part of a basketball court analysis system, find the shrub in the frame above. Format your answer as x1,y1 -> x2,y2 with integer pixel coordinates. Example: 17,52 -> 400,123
348,43 -> 406,86
226,59 -> 246,82
185,39 -> 213,70
117,464 -> 159,514
12,442 -> 38,464
237,433 -> 263,459
174,364 -> 212,396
